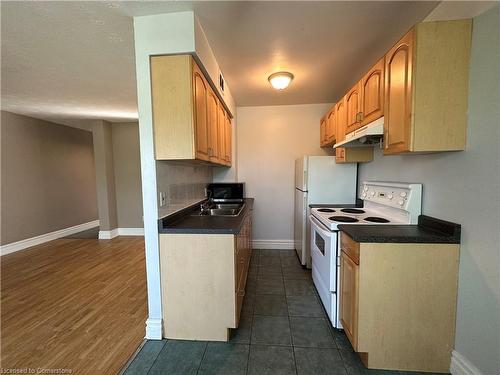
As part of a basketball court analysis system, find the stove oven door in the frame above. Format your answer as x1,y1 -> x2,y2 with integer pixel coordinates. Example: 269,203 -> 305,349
309,215 -> 338,327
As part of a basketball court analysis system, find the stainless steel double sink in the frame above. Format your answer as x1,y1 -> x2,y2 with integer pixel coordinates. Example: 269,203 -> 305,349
192,203 -> 245,217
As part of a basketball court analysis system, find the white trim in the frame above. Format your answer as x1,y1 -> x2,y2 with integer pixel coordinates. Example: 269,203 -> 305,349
99,228 -> 144,239
118,228 -> 144,236
450,350 -> 483,375
98,228 -> 119,240
252,239 -> 295,250
1,220 -> 100,256
145,317 -> 163,340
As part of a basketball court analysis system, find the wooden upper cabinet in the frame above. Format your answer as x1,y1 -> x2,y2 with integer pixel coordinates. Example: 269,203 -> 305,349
320,116 -> 327,147
336,97 -> 346,144
345,82 -> 362,134
384,20 -> 471,154
150,54 -> 232,166
384,30 -> 414,154
193,62 -> 211,161
361,58 -> 385,126
225,116 -> 232,165
217,102 -> 226,163
207,88 -> 220,162
326,106 -> 336,145
335,97 -> 346,163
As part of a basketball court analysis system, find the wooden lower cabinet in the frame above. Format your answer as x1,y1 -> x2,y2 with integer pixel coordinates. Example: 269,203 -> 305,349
340,250 -> 359,350
159,210 -> 252,341
339,232 -> 460,372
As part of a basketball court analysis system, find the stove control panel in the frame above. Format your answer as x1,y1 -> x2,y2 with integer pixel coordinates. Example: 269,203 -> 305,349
360,182 -> 422,219
363,186 -> 410,208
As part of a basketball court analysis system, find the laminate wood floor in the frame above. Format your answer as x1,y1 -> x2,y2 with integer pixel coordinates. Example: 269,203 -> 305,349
1,236 -> 147,375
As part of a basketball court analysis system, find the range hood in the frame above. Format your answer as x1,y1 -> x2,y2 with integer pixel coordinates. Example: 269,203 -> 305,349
334,117 -> 384,148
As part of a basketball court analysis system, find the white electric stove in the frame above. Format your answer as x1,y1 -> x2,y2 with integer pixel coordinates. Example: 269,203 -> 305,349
309,181 -> 422,329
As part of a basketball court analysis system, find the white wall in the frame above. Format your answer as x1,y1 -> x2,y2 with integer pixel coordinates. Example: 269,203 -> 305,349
358,7 -> 499,374
237,103 -> 332,246
111,122 -> 143,229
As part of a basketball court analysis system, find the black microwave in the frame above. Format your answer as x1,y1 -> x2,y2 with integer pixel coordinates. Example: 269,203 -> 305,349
206,183 -> 245,202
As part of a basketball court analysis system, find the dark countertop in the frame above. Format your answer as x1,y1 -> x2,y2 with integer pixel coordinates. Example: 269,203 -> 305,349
338,215 -> 461,244
159,198 -> 254,234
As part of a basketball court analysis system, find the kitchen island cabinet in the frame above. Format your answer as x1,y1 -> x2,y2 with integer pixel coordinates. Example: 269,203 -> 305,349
159,204 -> 252,341
339,231 -> 460,372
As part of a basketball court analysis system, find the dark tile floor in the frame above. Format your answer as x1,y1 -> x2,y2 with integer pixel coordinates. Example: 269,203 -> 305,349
122,249 -> 446,375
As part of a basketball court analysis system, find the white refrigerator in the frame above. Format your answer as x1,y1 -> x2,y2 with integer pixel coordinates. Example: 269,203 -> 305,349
294,156 -> 357,268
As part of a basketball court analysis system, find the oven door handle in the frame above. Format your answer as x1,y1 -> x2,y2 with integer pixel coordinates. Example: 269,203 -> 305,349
309,215 -> 332,238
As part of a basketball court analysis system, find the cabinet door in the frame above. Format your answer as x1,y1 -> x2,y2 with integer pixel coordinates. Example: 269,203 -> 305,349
193,63 -> 210,161
335,147 -> 345,163
320,117 -> 327,147
326,106 -> 336,144
336,97 -> 346,143
225,116 -> 232,165
345,82 -> 362,134
340,251 -> 359,350
207,89 -> 220,163
384,29 -> 414,154
361,58 -> 385,125
217,101 -> 226,163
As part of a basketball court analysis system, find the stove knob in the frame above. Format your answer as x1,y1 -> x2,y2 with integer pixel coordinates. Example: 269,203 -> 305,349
370,191 -> 376,197
362,192 -> 367,198
388,194 -> 394,200
363,186 -> 368,192
398,200 -> 405,206
400,192 -> 407,198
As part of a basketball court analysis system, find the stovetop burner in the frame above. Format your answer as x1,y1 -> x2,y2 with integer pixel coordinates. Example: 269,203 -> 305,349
318,208 -> 336,213
364,217 -> 390,223
329,216 -> 359,223
340,208 -> 365,214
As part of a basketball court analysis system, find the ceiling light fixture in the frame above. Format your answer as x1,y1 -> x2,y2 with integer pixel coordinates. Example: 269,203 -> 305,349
268,71 -> 294,90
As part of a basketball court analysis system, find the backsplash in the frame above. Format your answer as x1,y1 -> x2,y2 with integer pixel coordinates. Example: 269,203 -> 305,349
156,161 -> 213,218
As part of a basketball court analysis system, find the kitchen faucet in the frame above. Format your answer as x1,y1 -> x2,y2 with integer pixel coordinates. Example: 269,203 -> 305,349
200,190 -> 213,212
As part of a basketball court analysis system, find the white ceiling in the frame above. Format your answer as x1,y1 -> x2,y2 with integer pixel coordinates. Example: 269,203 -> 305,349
2,1 -> 486,123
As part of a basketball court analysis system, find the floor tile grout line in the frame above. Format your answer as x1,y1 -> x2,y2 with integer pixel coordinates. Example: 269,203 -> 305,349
195,341 -> 209,374
246,249 -> 257,375
146,340 -> 169,375
281,256 -> 299,375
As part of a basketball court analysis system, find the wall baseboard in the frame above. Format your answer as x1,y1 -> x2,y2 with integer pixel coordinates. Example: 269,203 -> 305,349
450,350 -> 483,375
1,220 -> 100,256
118,228 -> 144,236
145,317 -> 163,340
98,228 -> 119,240
252,239 -> 294,250
98,227 -> 144,239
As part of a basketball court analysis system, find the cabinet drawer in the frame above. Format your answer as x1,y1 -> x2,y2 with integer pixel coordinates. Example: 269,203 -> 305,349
340,232 -> 360,264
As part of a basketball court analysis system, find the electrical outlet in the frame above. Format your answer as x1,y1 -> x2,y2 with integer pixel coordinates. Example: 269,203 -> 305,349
204,187 -> 208,197
159,192 -> 166,207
